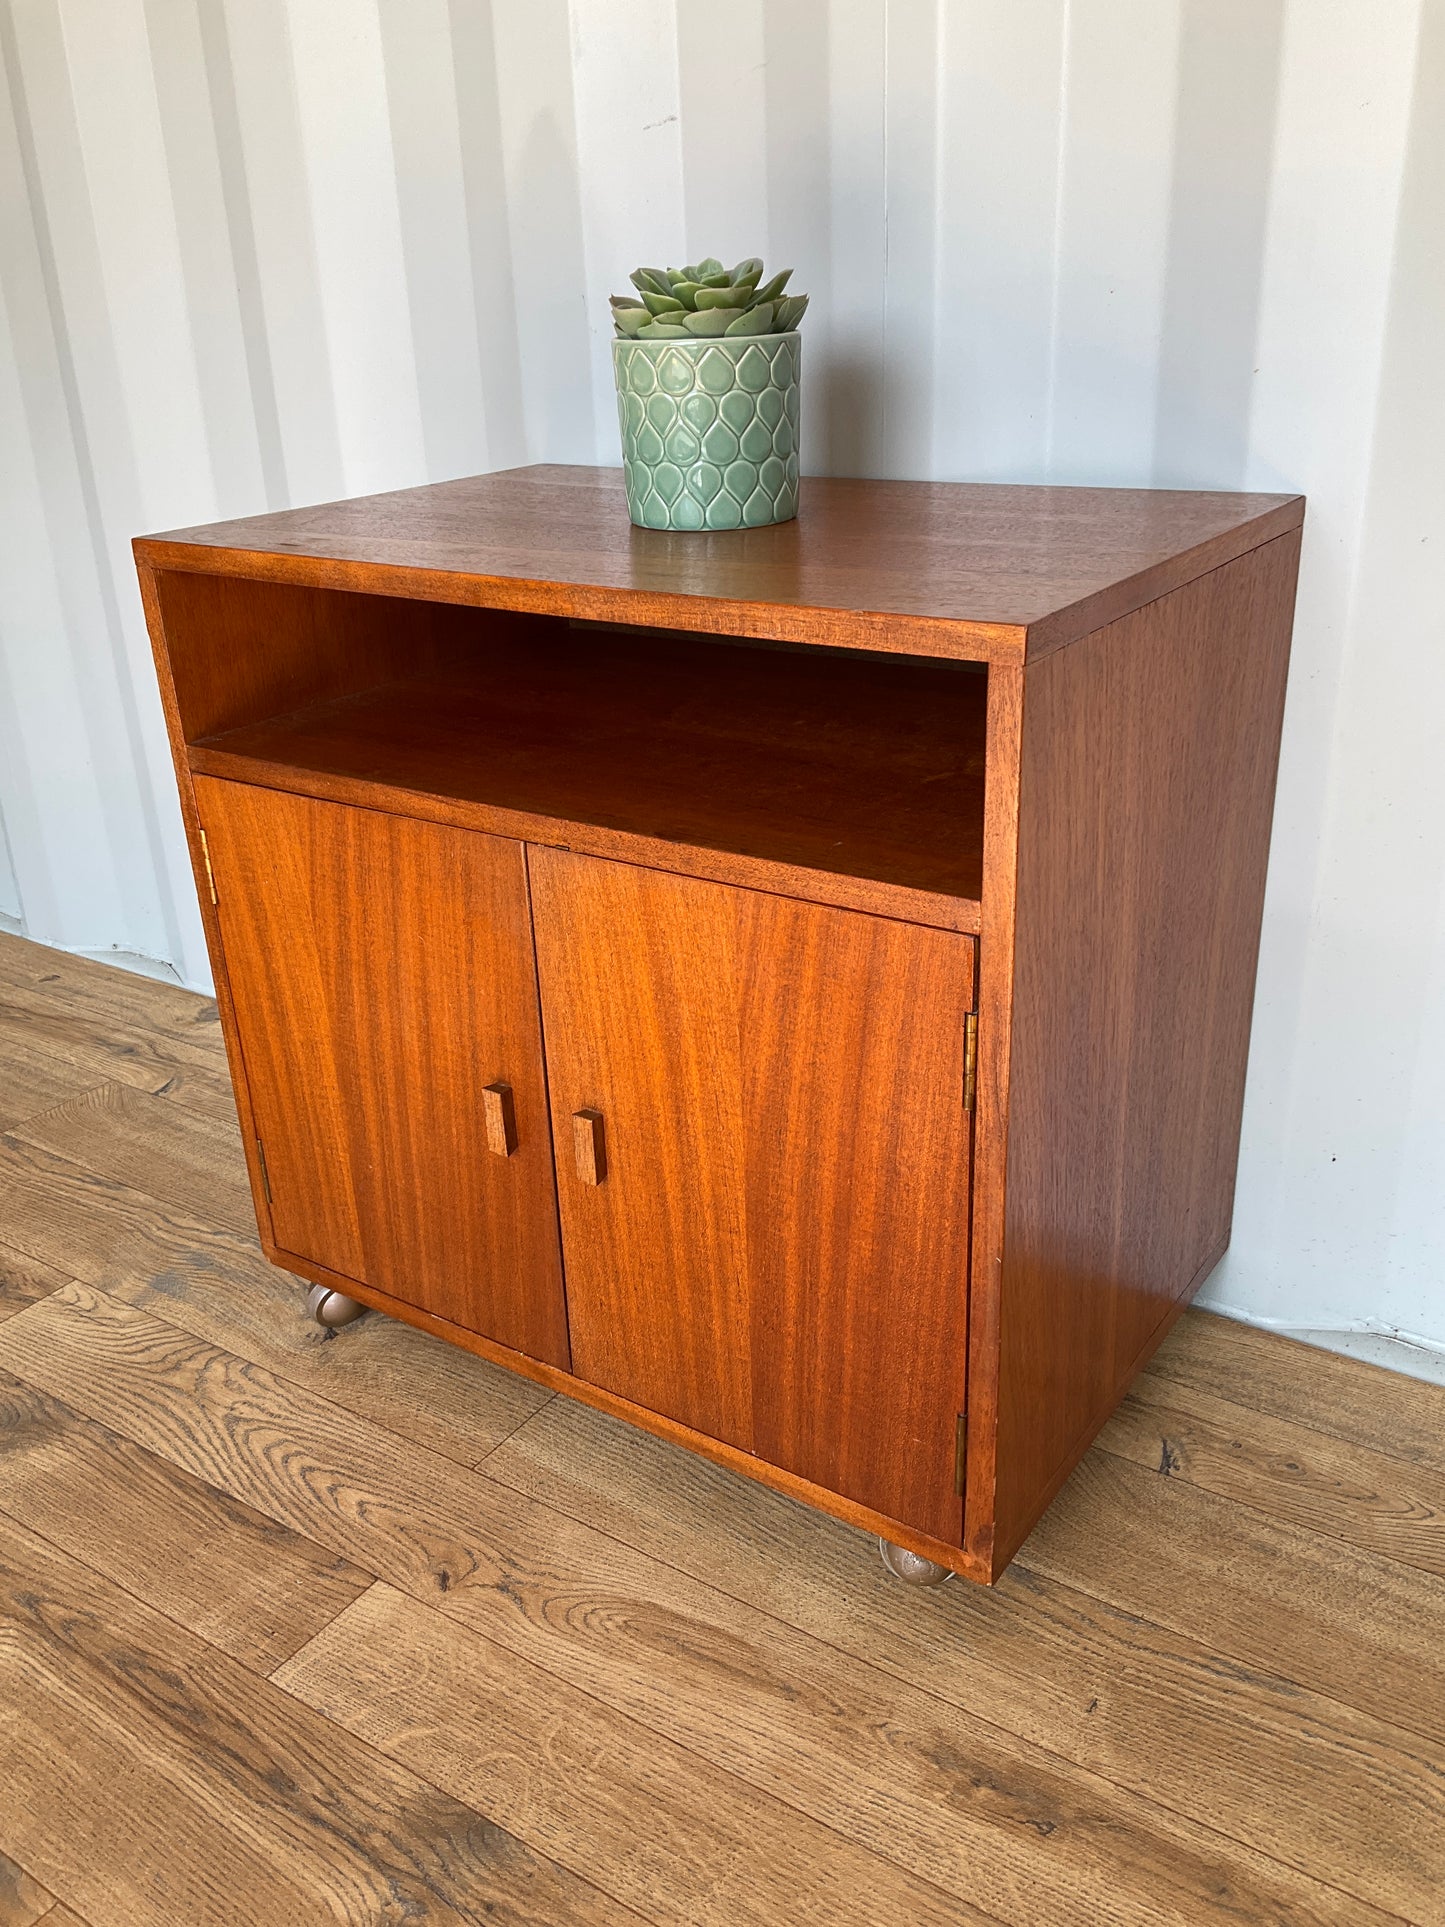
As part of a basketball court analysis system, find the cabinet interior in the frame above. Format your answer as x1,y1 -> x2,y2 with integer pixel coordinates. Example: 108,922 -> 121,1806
159,569 -> 988,920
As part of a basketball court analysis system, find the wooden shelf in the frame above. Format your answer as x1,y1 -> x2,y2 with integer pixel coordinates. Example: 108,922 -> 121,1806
188,622 -> 987,932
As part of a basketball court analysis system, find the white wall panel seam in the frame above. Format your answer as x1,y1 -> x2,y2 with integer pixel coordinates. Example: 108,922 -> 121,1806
1,1 -> 182,963
53,0 -> 219,980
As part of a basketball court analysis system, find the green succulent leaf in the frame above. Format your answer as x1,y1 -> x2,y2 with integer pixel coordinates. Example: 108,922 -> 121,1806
751,269 -> 793,305
694,283 -> 753,310
612,255 -> 808,336
724,300 -> 775,336
681,307 -> 732,336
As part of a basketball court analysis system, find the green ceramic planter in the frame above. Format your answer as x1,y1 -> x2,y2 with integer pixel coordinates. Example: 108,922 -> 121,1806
613,332 -> 800,530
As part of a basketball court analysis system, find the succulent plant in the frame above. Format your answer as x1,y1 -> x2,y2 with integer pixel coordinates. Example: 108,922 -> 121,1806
611,256 -> 809,341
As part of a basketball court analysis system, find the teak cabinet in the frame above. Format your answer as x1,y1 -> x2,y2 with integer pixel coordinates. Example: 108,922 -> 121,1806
136,465 -> 1303,1583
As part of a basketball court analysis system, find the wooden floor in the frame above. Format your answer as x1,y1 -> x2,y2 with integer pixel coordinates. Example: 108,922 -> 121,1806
0,931 -> 1442,1926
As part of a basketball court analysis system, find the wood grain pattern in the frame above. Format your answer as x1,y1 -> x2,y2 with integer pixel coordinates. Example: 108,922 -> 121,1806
135,556 -> 286,1256
12,1082 -> 253,1235
149,565 -> 468,745
194,779 -> 568,1365
0,1284 -> 1387,1927
5,943 -> 1442,1924
186,618 -> 988,924
1098,1371 -> 1445,1579
488,1375 -> 1445,1927
277,1584 -> 992,1927
0,1244 -> 68,1325
0,1509 -> 638,1926
963,661 -> 1024,1571
136,465 -> 1304,665
1020,1448 -> 1445,1754
0,933 -> 224,1059
1150,1312 -> 1445,1476
0,1130 -> 553,1468
189,739 -> 980,935
0,1024 -> 109,1135
985,532 -> 1302,1573
228,1245 -> 981,1575
0,990 -> 236,1123
0,1366 -> 372,1669
0,1850 -> 52,1927
530,849 -> 975,1540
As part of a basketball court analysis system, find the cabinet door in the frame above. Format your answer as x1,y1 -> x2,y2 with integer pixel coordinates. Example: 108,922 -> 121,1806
529,848 -> 975,1540
195,778 -> 568,1366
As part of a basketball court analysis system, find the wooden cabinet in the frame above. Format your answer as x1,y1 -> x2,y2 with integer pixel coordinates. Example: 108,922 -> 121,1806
136,465 -> 1304,1583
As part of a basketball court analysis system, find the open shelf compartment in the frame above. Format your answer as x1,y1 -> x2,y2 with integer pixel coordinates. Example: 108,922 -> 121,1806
159,570 -> 988,932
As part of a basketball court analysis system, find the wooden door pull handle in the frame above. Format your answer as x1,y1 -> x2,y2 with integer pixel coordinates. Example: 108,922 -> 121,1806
572,1109 -> 606,1185
483,1082 -> 517,1157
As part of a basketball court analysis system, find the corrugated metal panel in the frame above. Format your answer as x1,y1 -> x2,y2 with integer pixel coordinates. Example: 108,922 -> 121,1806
0,0 -> 1441,1338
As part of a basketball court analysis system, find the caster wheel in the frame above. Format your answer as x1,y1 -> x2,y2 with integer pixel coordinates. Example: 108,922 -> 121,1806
305,1283 -> 367,1329
879,1537 -> 954,1587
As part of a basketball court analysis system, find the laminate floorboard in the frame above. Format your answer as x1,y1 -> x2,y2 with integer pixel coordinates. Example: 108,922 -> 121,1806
276,1582 -> 991,1927
0,1130 -> 552,1466
0,1511 -> 638,1926
1018,1451 -> 1445,1752
1147,1312 -> 1445,1476
0,1284 -> 1404,1927
0,998 -> 236,1122
0,1243 -> 68,1324
1,931 -> 1442,1925
1097,1371 -> 1445,1577
0,1848 -> 54,1927
0,1365 -> 373,1669
0,1024 -> 109,1134
0,936 -> 225,1055
12,1080 -> 255,1235
485,1388 -> 1445,1923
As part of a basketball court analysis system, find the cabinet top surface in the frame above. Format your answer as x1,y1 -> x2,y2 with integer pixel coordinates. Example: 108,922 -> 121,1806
137,464 -> 1303,664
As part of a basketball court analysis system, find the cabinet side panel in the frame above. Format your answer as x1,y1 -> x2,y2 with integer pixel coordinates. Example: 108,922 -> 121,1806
135,560 -> 274,1237
152,568 -> 530,744
992,532 -> 1301,1571
962,663 -> 1024,1575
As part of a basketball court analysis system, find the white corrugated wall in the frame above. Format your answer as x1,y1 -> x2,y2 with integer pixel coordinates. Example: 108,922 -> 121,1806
1,0 -> 1441,1349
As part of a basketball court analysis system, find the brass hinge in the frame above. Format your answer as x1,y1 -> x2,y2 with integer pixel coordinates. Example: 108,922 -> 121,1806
198,828 -> 217,905
255,1136 -> 273,1206
962,1011 -> 978,1114
954,1412 -> 966,1496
